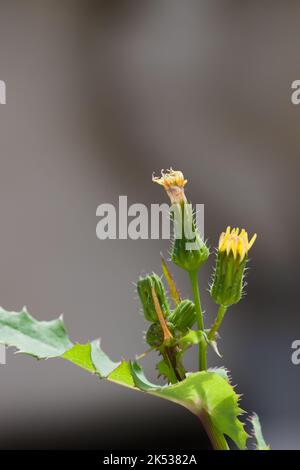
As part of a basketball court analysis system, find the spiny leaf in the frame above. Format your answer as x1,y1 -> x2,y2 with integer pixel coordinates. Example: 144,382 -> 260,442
131,362 -> 247,450
131,361 -> 159,391
250,413 -> 270,450
56,340 -> 137,389
208,367 -> 231,383
107,360 -> 136,389
62,343 -> 96,373
91,340 -> 121,378
178,329 -> 205,349
0,307 -> 72,358
156,357 -> 177,384
0,307 -> 248,450
0,307 -> 136,389
209,339 -> 222,358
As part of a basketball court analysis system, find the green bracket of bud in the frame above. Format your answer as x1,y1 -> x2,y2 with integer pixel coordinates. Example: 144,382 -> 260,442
137,273 -> 170,322
169,299 -> 197,332
171,203 -> 209,273
210,252 -> 247,307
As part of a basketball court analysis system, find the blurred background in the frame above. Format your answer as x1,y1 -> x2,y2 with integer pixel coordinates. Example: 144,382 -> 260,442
0,0 -> 299,450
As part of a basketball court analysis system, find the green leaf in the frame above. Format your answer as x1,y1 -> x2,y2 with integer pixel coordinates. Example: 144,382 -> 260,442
250,413 -> 270,450
156,358 -> 177,384
63,341 -> 137,389
0,307 -> 136,388
208,367 -> 231,382
0,306 -> 248,450
131,363 -> 247,450
108,360 -> 136,389
131,361 -> 160,391
91,340 -> 121,378
0,307 -> 73,358
178,329 -> 205,349
62,343 -> 96,373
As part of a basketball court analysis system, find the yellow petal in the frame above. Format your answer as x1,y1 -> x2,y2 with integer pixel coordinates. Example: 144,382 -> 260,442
248,233 -> 257,250
218,232 -> 226,250
238,238 -> 246,261
218,227 -> 257,261
231,238 -> 238,259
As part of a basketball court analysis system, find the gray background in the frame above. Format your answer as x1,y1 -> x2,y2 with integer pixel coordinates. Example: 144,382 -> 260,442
0,0 -> 299,449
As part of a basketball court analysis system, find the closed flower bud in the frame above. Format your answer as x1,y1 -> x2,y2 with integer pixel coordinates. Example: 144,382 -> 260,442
137,273 -> 170,322
171,202 -> 209,273
210,227 -> 257,306
146,322 -> 173,347
169,299 -> 197,332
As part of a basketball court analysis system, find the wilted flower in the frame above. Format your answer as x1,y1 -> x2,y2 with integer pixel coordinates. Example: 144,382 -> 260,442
152,169 -> 187,204
153,169 -> 209,273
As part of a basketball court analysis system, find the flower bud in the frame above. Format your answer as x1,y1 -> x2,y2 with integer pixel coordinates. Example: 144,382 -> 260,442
210,227 -> 257,306
169,299 -> 197,332
146,322 -> 164,347
171,202 -> 209,273
145,322 -> 175,347
137,273 -> 170,322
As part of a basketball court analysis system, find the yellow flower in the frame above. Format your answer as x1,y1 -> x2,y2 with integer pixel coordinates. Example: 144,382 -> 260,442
218,227 -> 257,262
152,169 -> 187,204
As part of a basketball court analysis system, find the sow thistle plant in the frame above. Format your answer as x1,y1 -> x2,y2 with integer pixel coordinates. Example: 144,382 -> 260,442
0,169 -> 269,451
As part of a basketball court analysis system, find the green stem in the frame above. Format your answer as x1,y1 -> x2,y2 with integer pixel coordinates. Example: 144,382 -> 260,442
189,270 -> 206,371
162,347 -> 180,384
165,346 -> 186,382
208,305 -> 227,341
199,411 -> 229,450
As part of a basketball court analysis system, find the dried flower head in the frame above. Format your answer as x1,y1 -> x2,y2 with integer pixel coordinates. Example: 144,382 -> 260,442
152,169 -> 187,204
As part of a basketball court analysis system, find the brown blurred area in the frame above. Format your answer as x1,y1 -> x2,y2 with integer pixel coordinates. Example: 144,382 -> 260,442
0,0 -> 299,449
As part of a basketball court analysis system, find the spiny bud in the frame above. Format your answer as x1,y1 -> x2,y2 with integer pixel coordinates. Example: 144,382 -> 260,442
169,299 -> 197,332
137,273 -> 170,322
171,202 -> 209,273
210,227 -> 257,306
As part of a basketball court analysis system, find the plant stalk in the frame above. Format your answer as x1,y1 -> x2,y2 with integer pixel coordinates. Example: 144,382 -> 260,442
189,270 -> 206,371
164,346 -> 186,382
199,411 -> 229,450
208,305 -> 227,341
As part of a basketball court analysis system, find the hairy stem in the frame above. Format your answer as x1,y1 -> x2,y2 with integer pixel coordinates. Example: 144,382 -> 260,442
164,346 -> 186,382
152,287 -> 185,383
208,305 -> 227,341
189,270 -> 206,371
